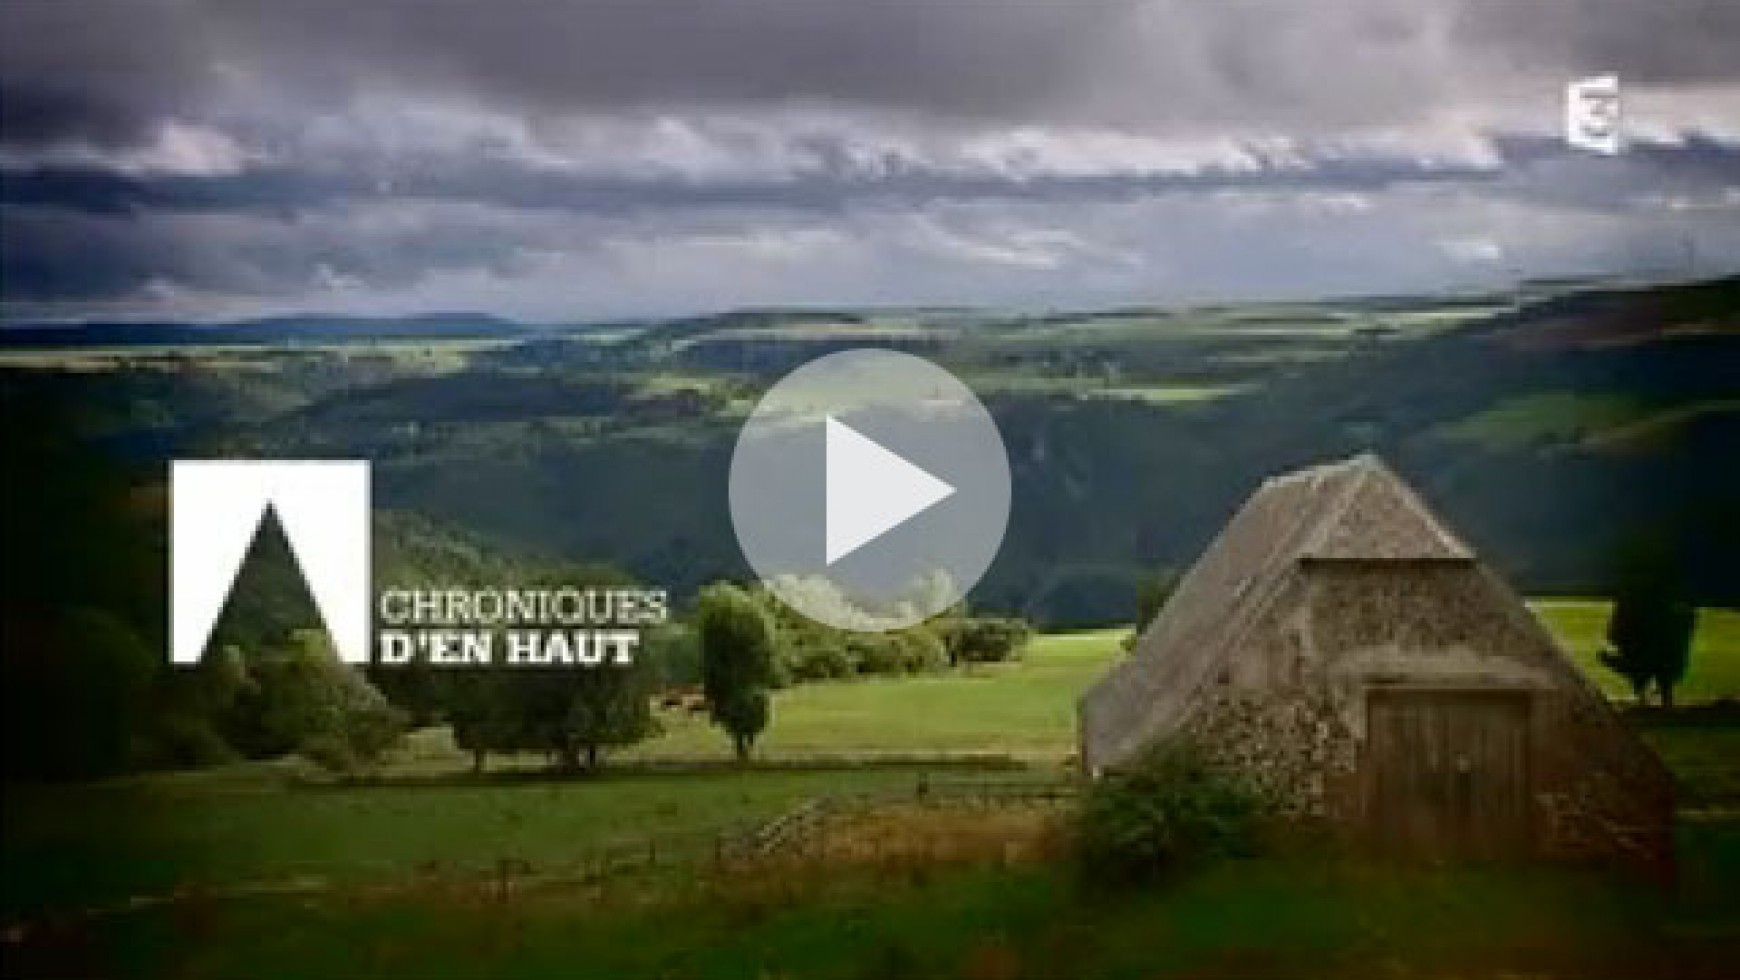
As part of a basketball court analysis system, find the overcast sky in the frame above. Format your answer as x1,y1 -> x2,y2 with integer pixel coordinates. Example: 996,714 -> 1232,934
2,0 -> 1738,323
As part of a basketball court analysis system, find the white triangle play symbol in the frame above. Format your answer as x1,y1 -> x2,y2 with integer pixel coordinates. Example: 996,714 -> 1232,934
825,415 -> 955,565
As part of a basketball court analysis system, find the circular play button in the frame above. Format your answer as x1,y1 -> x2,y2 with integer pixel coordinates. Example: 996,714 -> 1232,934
728,349 -> 1011,632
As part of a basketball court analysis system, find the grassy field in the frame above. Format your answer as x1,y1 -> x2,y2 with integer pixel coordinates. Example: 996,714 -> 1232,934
13,826 -> 1738,979
363,602 -> 1737,779
5,611 -> 1739,975
630,630 -> 1117,763
1441,392 -> 1648,449
1439,391 -> 1740,454
1534,600 -> 1740,703
1,764 -> 1043,920
958,372 -> 1241,404
10,605 -> 1729,917
622,604 -> 1737,766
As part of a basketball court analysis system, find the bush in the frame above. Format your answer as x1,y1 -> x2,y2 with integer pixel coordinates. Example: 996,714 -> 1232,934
788,641 -> 854,681
641,622 -> 702,688
1075,740 -> 1270,888
895,628 -> 950,674
947,617 -> 1032,665
235,631 -> 408,775
850,633 -> 909,675
137,714 -> 240,770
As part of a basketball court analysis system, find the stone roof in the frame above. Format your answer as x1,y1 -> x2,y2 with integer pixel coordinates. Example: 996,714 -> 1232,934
1078,454 -> 1477,770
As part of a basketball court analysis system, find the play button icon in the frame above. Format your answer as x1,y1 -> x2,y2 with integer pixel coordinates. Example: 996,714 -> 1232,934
729,350 -> 1011,632
825,416 -> 955,565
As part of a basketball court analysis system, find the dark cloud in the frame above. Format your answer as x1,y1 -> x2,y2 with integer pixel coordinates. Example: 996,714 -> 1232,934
7,0 -> 1738,149
1454,0 -> 1740,84
0,83 -> 151,149
0,206 -> 176,302
1,0 -> 1737,319
0,145 -> 1508,219
0,0 -> 214,150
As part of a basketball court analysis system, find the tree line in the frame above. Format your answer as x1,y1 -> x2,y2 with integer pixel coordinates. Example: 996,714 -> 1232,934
0,480 -> 1033,781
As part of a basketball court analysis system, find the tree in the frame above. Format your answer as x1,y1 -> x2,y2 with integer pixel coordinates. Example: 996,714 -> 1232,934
0,606 -> 156,779
697,583 -> 778,761
1135,572 -> 1178,634
1600,543 -> 1697,707
435,566 -> 658,774
558,652 -> 659,771
641,622 -> 702,689
445,671 -> 517,773
1123,572 -> 1178,651
441,650 -> 658,774
146,644 -> 252,768
247,630 -> 408,775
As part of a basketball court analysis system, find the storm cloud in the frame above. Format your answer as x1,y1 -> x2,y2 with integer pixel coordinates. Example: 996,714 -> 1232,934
2,0 -> 1737,320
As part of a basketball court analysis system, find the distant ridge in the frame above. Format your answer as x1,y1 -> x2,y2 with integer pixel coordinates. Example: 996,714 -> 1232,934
0,312 -> 543,348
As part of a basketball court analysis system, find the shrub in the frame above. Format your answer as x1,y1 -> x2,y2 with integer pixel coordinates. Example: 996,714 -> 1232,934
947,617 -> 1032,665
240,631 -> 408,776
137,715 -> 240,770
641,622 -> 702,689
1075,740 -> 1270,888
895,628 -> 949,674
789,641 -> 854,681
850,634 -> 909,675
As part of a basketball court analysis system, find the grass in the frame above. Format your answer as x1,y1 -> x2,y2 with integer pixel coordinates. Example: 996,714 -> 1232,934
1580,399 -> 1740,451
629,630 -> 1119,763
0,765 -> 1025,920
622,606 -> 1736,766
15,825 -> 1740,979
390,605 -> 1735,773
1084,384 -> 1243,405
4,611 -> 1735,920
1644,723 -> 1740,807
1434,391 -> 1728,451
0,337 -> 513,374
1534,600 -> 1740,703
958,372 -> 1240,404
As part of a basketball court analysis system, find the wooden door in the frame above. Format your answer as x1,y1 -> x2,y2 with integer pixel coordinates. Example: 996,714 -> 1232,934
1365,689 -> 1531,859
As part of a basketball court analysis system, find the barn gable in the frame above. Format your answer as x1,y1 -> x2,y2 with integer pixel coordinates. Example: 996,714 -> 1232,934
1079,454 -> 1673,869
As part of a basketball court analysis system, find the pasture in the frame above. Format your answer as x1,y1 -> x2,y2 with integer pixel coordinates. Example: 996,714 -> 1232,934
11,818 -> 1739,979
628,603 -> 1737,767
1,764 -> 1057,921
4,605 -> 1738,977
1534,600 -> 1740,703
435,603 -> 1732,774
7,606 -> 1735,916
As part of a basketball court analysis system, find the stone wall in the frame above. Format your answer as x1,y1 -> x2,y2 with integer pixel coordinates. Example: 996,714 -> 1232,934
1163,560 -> 1674,873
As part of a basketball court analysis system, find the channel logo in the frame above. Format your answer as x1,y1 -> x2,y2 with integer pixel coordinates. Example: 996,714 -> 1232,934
1566,74 -> 1622,155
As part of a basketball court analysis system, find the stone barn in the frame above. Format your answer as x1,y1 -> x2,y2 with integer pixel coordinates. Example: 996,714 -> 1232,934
1080,454 -> 1673,870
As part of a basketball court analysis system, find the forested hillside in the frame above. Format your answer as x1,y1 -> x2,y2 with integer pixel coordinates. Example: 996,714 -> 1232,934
5,276 -> 1736,634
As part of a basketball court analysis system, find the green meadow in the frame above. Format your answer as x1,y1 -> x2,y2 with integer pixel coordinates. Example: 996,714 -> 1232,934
1534,601 -> 1740,703
622,603 -> 1737,767
6,604 -> 1735,924
12,820 -> 1740,980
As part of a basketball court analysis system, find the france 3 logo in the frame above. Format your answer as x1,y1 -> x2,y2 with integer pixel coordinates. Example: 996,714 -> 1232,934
1566,74 -> 1622,156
